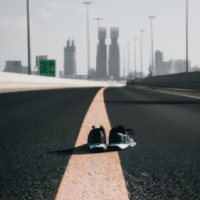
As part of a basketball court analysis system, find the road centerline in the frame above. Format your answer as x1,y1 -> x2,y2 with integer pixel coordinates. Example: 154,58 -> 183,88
55,87 -> 129,200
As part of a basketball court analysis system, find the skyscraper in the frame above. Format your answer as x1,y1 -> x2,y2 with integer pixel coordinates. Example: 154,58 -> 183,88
108,27 -> 120,80
3,61 -> 22,73
96,27 -> 107,79
64,38 -> 76,77
163,60 -> 174,75
155,50 -> 163,75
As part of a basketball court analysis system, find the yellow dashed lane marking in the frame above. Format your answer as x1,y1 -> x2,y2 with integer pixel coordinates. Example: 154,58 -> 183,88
55,87 -> 129,200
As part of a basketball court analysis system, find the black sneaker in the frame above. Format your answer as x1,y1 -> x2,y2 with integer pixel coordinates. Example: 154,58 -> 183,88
108,125 -> 136,149
88,125 -> 107,150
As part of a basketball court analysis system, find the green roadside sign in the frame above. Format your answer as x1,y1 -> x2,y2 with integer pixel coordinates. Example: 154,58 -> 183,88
40,60 -> 56,77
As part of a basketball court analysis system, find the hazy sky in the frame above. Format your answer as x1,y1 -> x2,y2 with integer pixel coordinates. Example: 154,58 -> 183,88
0,0 -> 200,76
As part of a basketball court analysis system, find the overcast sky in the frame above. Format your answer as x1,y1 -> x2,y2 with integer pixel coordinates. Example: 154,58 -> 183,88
0,0 -> 200,76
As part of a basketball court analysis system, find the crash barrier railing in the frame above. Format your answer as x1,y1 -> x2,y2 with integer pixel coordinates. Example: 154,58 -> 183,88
133,72 -> 200,89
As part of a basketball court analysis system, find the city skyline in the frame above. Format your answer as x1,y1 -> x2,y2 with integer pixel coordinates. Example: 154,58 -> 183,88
0,0 -> 200,77
108,27 -> 120,79
64,38 -> 76,77
96,27 -> 107,79
155,49 -> 193,76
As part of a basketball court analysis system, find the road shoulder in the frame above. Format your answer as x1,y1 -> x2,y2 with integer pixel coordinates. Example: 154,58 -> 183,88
133,85 -> 200,99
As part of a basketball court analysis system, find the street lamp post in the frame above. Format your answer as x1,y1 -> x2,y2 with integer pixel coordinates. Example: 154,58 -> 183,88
26,0 -> 31,75
148,16 -> 155,76
127,42 -> 130,75
140,29 -> 145,78
94,18 -> 103,29
134,37 -> 138,78
186,0 -> 189,72
83,2 -> 92,75
123,46 -> 126,78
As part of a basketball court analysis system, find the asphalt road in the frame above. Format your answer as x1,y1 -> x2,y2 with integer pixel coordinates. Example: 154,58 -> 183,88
104,86 -> 200,200
0,87 -> 101,200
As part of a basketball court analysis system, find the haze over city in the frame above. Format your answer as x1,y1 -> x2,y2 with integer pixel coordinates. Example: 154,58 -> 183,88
1,1 -> 200,199
0,0 -> 200,77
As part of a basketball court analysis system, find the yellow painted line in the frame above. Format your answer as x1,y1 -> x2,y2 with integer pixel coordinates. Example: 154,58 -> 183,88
55,87 -> 129,200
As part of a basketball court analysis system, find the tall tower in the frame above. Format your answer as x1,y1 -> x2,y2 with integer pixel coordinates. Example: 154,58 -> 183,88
64,38 -> 76,77
4,61 -> 22,73
155,50 -> 163,75
96,27 -> 107,79
108,27 -> 120,80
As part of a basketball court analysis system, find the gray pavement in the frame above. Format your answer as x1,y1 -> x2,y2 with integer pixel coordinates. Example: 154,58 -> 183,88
0,88 -> 101,200
1,85 -> 200,200
104,86 -> 200,200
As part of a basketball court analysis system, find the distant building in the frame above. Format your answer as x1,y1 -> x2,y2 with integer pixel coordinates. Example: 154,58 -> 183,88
3,61 -> 22,73
36,55 -> 47,74
108,27 -> 120,80
96,27 -> 107,79
66,74 -> 88,80
88,68 -> 96,79
59,71 -> 64,78
163,60 -> 174,75
154,50 -> 192,75
21,66 -> 28,74
155,50 -> 163,75
173,60 -> 191,74
163,60 -> 191,75
64,38 -> 76,77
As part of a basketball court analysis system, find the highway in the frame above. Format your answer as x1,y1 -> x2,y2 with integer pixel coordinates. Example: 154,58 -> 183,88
1,86 -> 200,199
0,88 -> 101,199
104,86 -> 200,200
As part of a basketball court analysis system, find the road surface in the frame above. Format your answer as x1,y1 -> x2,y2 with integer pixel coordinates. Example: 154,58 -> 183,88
104,86 -> 200,200
0,88 -> 101,199
1,86 -> 200,199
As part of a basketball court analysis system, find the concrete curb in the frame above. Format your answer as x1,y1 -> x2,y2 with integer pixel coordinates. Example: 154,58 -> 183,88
0,72 -> 125,94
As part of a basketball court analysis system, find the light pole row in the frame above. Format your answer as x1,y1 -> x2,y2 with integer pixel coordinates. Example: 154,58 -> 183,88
27,0 -> 31,75
94,18 -> 103,29
26,1 -> 189,77
131,17 -> 154,78
126,32 -> 143,79
127,42 -> 130,76
140,29 -> 145,78
149,16 -> 155,77
123,46 -> 125,78
84,0 -> 188,78
83,2 -> 92,75
186,0 -> 188,72
134,37 -> 138,77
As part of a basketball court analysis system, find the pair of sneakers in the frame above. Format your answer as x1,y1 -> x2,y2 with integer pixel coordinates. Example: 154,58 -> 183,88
87,125 -> 136,151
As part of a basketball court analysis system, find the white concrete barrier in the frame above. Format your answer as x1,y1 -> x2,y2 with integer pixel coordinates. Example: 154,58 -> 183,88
0,72 -> 107,85
0,72 -> 125,93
